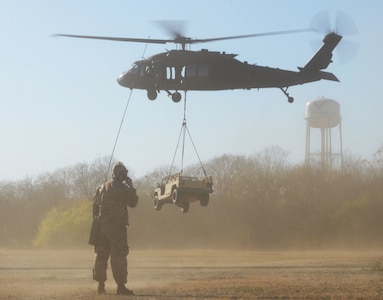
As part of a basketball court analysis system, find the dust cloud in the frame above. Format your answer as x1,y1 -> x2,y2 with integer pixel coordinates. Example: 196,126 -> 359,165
1,249 -> 382,299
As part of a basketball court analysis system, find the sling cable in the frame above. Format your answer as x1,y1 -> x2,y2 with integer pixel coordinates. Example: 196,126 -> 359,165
169,93 -> 208,178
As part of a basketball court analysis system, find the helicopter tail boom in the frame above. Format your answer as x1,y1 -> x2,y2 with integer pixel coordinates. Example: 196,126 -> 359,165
294,32 -> 342,86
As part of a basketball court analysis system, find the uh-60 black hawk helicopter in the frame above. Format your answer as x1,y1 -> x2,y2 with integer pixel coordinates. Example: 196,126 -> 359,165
54,21 -> 344,104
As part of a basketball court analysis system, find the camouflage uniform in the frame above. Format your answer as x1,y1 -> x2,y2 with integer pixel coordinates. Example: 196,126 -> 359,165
92,175 -> 138,288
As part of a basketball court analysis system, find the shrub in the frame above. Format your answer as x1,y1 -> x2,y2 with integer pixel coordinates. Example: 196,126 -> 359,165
33,199 -> 91,248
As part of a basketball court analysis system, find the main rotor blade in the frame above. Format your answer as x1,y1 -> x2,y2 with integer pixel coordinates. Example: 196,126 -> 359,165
190,28 -> 314,44
53,28 -> 313,47
52,34 -> 171,44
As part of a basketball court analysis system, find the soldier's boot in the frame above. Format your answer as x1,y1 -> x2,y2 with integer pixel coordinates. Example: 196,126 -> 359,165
97,282 -> 106,295
117,284 -> 134,295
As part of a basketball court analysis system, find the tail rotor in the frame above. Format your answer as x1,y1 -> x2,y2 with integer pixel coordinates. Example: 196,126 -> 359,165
310,10 -> 359,64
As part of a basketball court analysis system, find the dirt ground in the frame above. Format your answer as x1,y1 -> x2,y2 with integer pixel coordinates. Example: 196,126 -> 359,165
0,249 -> 382,299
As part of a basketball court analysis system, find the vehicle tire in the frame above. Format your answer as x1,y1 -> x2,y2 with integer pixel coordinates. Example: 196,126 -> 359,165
154,195 -> 162,211
200,194 -> 209,206
172,188 -> 178,204
181,202 -> 189,213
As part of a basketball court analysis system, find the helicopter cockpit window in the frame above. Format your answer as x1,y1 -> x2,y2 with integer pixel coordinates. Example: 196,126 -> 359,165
129,62 -> 139,74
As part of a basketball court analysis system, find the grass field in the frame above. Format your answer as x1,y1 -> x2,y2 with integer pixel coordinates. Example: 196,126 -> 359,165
0,249 -> 382,299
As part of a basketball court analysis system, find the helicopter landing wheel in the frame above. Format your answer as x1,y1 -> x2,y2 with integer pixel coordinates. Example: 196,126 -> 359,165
280,87 -> 294,104
147,90 -> 157,101
172,92 -> 182,103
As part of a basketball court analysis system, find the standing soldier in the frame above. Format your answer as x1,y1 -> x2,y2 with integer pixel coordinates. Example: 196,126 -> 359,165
91,162 -> 139,295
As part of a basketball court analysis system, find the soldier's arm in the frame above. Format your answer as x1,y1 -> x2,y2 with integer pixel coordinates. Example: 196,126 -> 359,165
123,177 -> 138,208
126,187 -> 138,208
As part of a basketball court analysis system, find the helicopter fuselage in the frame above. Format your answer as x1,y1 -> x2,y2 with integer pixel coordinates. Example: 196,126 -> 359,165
54,28 -> 342,103
118,49 -> 309,93
117,39 -> 340,103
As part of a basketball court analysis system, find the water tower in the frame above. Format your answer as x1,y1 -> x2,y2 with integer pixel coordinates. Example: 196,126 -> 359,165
305,97 -> 343,170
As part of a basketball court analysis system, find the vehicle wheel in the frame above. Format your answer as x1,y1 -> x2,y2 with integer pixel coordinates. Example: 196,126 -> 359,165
181,202 -> 189,213
147,90 -> 157,100
288,96 -> 294,103
172,92 -> 181,103
154,195 -> 162,211
200,194 -> 209,206
172,188 -> 178,204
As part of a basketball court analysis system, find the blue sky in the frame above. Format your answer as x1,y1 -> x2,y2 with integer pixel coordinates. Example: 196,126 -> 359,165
1,0 -> 382,180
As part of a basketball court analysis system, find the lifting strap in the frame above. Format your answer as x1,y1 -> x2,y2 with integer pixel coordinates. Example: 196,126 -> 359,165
170,93 -> 208,178
104,89 -> 134,183
103,42 -> 147,183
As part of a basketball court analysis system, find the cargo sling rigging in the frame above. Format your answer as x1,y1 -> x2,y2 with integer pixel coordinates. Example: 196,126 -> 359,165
103,89 -> 207,180
170,93 -> 208,177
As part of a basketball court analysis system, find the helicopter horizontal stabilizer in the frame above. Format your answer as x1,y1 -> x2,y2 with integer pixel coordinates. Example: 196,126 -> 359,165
317,70 -> 339,82
298,67 -> 339,82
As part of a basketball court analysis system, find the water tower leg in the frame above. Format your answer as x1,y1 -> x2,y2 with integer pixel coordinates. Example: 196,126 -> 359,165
339,121 -> 344,170
305,121 -> 311,165
321,128 -> 325,170
329,127 -> 332,170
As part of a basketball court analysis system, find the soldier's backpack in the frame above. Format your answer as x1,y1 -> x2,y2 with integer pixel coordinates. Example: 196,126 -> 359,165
88,185 -> 104,246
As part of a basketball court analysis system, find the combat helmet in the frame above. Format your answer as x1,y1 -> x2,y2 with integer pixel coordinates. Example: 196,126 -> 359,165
112,162 -> 128,179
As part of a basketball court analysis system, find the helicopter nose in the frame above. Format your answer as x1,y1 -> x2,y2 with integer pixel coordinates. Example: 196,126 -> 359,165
117,72 -> 130,88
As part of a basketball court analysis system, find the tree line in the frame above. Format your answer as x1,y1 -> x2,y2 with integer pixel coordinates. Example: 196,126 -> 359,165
1,146 -> 383,250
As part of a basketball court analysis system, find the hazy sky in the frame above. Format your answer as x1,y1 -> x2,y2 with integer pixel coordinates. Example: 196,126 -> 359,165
1,0 -> 382,180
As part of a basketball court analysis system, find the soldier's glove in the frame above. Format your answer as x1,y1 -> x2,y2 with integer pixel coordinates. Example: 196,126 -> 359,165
125,176 -> 133,188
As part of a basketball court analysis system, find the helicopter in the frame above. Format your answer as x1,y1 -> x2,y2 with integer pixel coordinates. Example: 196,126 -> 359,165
54,22 -> 344,103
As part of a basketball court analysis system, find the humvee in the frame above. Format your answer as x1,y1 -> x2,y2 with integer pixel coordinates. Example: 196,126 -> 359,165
153,173 -> 213,213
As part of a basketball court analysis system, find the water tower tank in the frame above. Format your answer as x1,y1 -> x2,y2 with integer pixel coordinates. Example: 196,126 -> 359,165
305,98 -> 341,128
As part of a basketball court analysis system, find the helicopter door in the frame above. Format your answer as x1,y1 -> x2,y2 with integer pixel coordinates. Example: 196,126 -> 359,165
165,66 -> 184,88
